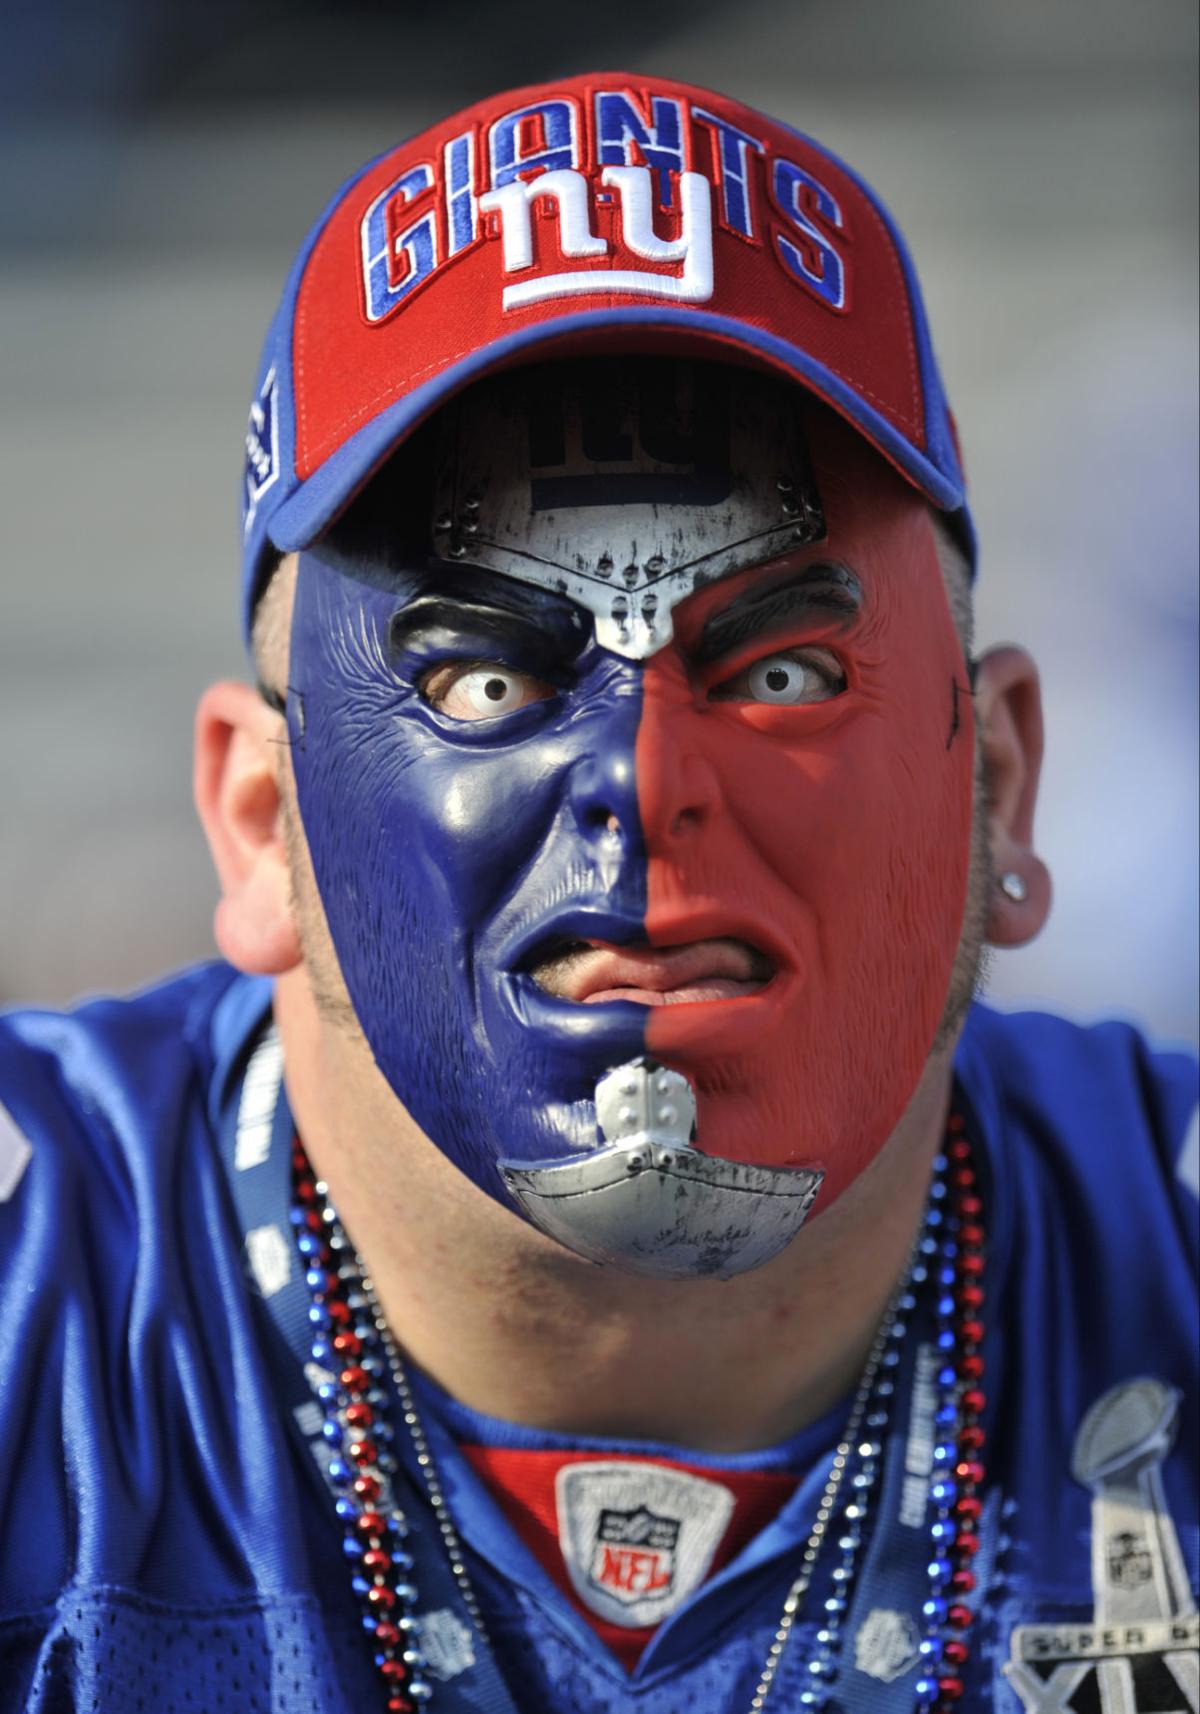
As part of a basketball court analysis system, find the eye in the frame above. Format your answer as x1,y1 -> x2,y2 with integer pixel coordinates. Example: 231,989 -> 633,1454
711,648 -> 846,706
419,661 -> 554,722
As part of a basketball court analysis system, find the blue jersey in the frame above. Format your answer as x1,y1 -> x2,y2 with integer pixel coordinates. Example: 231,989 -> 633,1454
0,962 -> 1196,1714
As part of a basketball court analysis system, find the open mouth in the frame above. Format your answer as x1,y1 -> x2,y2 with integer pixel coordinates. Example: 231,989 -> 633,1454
527,936 -> 775,1006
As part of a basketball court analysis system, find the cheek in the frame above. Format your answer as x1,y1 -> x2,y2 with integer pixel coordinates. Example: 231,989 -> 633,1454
290,597 -> 559,936
390,740 -> 570,927
634,669 -> 964,937
634,605 -> 973,1201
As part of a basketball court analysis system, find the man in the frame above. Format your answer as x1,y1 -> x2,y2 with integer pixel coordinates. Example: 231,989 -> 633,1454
0,72 -> 1195,1714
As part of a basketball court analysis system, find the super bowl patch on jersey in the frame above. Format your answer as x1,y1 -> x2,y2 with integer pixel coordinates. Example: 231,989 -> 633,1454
1003,1379 -> 1198,1714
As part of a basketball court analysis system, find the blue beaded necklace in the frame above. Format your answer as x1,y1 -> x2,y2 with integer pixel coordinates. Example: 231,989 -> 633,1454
290,1108 -> 986,1713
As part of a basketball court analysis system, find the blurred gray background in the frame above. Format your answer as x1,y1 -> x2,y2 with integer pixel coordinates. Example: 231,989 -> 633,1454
2,0 -> 1197,1044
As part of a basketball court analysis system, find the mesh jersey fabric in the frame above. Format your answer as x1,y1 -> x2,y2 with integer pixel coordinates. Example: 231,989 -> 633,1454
0,961 -> 1196,1713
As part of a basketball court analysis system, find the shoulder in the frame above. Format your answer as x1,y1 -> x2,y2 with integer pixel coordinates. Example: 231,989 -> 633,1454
0,957 -> 247,1091
957,1003 -> 1197,1391
0,964 -> 277,1612
0,960 -> 273,1318
956,1019 -> 1199,1670
958,1002 -> 1198,1440
0,961 -> 263,1198
0,959 -> 272,1326
958,1002 -> 1198,1217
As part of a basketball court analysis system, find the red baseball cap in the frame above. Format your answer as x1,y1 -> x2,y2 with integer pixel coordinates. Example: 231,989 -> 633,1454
240,71 -> 972,634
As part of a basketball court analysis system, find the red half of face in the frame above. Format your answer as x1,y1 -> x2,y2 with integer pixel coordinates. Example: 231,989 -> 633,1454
633,413 -> 975,1212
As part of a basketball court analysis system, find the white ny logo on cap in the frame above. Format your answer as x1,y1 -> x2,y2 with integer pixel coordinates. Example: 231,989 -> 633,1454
478,165 -> 714,311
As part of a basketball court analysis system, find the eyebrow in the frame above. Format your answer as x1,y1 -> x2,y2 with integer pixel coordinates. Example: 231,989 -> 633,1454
696,562 -> 862,663
388,591 -> 588,667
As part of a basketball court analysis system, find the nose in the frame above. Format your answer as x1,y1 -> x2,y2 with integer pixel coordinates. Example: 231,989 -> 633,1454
564,655 -> 647,844
636,685 -> 724,849
646,746 -> 723,843
567,743 -> 640,841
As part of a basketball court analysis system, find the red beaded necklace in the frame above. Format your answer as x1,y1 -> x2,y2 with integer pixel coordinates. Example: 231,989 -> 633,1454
291,1106 -> 986,1713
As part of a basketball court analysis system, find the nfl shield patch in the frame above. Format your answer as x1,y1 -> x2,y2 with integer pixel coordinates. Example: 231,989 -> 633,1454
556,1461 -> 735,1628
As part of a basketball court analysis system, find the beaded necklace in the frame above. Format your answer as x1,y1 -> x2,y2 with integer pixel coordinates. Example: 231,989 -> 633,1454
290,1105 -> 986,1713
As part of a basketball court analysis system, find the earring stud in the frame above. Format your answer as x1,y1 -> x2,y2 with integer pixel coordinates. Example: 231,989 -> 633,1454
999,872 -> 1028,903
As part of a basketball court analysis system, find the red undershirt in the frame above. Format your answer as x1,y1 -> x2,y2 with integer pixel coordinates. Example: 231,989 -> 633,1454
461,1445 -> 801,1671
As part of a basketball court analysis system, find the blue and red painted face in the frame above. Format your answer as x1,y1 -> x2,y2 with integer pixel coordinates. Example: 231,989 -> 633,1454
287,406 -> 974,1240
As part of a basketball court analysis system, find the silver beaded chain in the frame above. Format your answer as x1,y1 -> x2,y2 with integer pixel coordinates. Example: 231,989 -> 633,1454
357,1267 -> 492,1641
746,1237 -> 920,1710
320,1162 -> 943,1713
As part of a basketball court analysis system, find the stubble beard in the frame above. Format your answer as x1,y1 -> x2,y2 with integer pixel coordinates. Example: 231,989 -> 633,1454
279,771 -> 362,1035
934,751 -> 994,1052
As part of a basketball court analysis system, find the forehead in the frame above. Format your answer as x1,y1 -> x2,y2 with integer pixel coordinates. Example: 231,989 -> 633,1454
320,356 -> 929,650
430,357 -> 826,659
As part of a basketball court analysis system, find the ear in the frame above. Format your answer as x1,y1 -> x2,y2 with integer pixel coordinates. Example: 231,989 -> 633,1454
193,680 -> 303,975
974,645 -> 1052,948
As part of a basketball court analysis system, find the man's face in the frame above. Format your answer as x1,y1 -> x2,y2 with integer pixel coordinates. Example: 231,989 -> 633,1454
285,398 -> 975,1222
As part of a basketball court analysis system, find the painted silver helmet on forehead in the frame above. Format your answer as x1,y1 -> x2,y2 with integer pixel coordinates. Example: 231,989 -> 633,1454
431,358 -> 826,660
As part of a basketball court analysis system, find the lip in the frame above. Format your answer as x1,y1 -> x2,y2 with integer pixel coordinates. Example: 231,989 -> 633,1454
530,936 -> 774,1006
499,905 -> 649,978
504,902 -> 798,1003
494,901 -> 802,1063
645,903 -> 799,992
497,911 -> 805,1069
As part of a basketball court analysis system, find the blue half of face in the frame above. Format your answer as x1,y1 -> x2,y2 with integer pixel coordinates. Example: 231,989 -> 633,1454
288,545 -> 651,1201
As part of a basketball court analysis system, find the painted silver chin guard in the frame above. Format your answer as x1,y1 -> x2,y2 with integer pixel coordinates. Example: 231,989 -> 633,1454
500,1060 -> 823,1280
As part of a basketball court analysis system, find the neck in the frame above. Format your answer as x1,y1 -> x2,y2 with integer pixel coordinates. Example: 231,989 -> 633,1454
274,969 -> 954,1454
